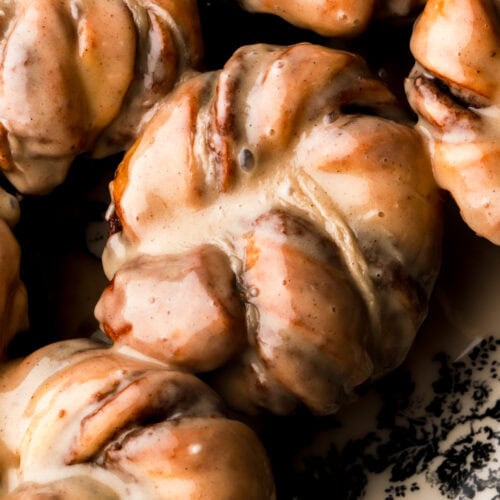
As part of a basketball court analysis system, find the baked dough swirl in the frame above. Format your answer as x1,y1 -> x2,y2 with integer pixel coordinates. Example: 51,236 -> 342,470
96,43 -> 442,415
0,0 -> 203,194
238,0 -> 427,37
0,338 -> 275,499
406,0 -> 500,244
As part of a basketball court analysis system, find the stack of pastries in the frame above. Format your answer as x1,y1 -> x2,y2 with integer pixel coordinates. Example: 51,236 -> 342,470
0,0 -> 498,497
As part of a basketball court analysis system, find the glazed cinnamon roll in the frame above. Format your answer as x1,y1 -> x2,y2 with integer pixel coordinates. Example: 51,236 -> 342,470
0,188 -> 27,357
406,0 -> 500,244
96,43 -> 442,415
0,0 -> 203,194
238,0 -> 427,36
0,339 -> 275,499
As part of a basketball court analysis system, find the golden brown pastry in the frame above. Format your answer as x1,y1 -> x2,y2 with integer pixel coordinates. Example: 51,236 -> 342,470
0,338 -> 275,499
96,43 -> 442,415
238,0 -> 427,36
97,246 -> 246,372
2,477 -> 120,500
0,188 -> 28,357
405,0 -> 500,244
0,0 -> 203,194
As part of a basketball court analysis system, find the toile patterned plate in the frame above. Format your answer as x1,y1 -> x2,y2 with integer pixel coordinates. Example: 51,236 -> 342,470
263,201 -> 500,500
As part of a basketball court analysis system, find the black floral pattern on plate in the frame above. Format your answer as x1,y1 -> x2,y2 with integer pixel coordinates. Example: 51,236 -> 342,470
274,336 -> 500,499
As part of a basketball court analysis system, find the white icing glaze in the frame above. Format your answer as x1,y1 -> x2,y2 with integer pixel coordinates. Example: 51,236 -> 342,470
0,0 -> 202,194
406,0 -> 500,244
97,43 -> 442,415
0,339 -> 276,499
